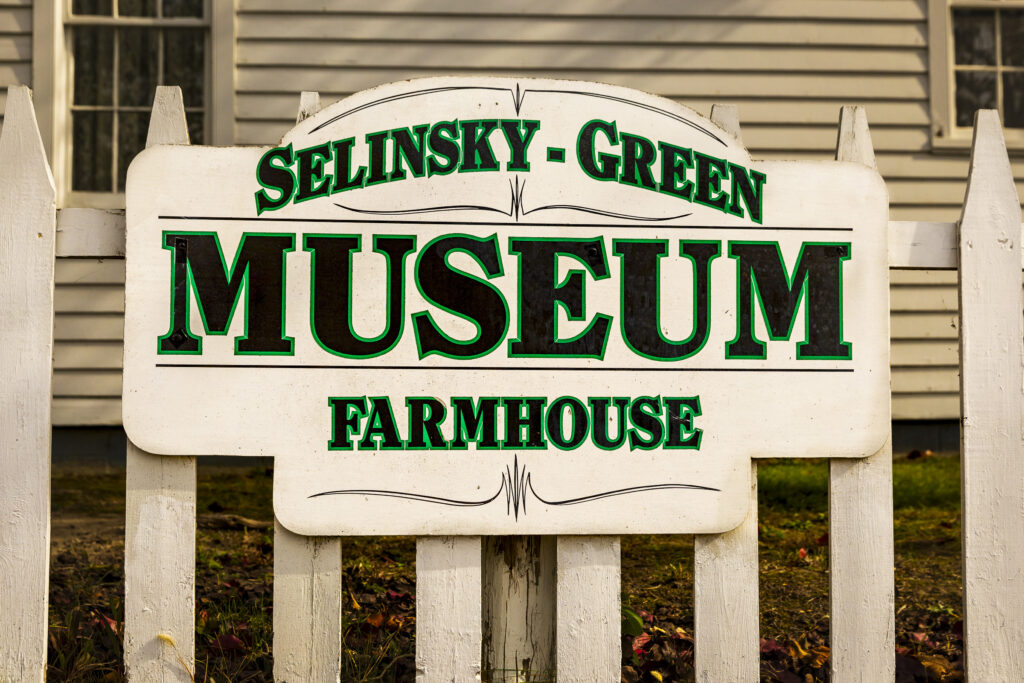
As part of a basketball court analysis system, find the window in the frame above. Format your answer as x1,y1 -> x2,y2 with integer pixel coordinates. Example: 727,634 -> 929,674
929,0 -> 1024,149
66,0 -> 208,200
951,7 -> 1024,128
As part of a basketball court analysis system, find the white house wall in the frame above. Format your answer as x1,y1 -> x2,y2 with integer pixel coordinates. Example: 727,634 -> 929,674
0,0 -> 1019,424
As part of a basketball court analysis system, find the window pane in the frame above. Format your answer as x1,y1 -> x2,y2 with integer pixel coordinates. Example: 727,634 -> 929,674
1003,72 -> 1024,128
953,9 -> 996,66
73,27 -> 114,106
185,111 -> 204,145
118,0 -> 156,16
1002,10 -> 1024,67
118,111 -> 150,191
72,111 -> 113,192
955,70 -> 997,127
119,27 -> 159,107
164,29 -> 205,108
72,0 -> 112,15
163,0 -> 204,18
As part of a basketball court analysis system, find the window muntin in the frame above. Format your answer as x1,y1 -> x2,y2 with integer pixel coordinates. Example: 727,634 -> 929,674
951,7 -> 1024,129
68,0 -> 207,194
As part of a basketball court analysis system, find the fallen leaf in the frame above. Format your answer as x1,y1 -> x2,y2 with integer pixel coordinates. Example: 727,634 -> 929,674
211,634 -> 245,653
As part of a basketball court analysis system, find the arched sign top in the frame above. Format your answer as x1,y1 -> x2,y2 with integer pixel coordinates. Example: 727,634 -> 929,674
259,77 -> 762,226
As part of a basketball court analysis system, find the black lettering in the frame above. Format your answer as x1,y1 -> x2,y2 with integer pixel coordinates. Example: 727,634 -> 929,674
295,143 -> 332,202
390,124 -> 429,181
502,398 -> 547,449
306,235 -> 416,358
407,397 -> 448,449
459,120 -> 501,172
159,232 -> 294,354
365,131 -> 389,185
614,240 -> 719,360
499,119 -> 540,172
694,152 -> 729,211
451,397 -> 500,449
359,397 -> 403,450
576,119 -> 620,180
664,397 -> 702,449
628,397 -> 664,450
427,121 -> 460,176
546,396 -> 589,450
329,137 -> 366,193
727,242 -> 851,359
509,238 -> 611,358
619,133 -> 657,189
328,397 -> 367,449
413,235 -> 508,359
254,145 -> 295,214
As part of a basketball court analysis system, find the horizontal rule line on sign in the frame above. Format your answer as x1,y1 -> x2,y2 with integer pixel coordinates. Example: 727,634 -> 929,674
156,215 -> 854,232
154,363 -> 855,372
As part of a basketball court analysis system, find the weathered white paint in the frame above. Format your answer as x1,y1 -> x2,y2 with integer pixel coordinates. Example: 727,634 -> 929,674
481,536 -> 555,682
555,536 -> 621,682
124,86 -> 197,683
0,85 -> 56,683
957,110 -> 1024,680
694,467 -> 759,683
692,104 -> 759,683
416,536 -> 483,682
272,519 -> 343,682
124,442 -> 196,683
55,208 -> 126,257
272,90 -> 344,683
829,104 -> 895,683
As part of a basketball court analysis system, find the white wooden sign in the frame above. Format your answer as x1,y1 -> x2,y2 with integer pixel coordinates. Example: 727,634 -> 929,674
123,77 -> 890,535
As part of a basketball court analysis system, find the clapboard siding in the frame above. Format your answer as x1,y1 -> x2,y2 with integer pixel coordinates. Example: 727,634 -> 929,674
237,43 -> 929,73
235,16 -> 927,47
52,259 -> 124,426
239,0 -> 929,21
0,2 -> 30,124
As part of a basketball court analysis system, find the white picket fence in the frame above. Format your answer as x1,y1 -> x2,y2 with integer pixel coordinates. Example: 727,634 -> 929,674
2,83 -> 1023,682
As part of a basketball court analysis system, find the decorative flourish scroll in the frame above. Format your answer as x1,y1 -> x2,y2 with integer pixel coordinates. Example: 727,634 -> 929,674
336,176 -> 693,223
309,455 -> 719,520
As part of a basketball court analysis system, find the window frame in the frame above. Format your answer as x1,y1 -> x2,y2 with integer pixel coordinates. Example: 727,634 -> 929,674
31,0 -> 235,208
929,0 -> 1024,150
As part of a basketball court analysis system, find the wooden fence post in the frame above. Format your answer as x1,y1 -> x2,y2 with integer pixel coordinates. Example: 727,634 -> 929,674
272,91 -> 344,683
957,109 -> 1024,681
416,536 -> 483,682
124,86 -> 197,683
555,536 -> 621,682
693,104 -> 760,683
828,105 -> 895,682
482,536 -> 556,681
0,85 -> 57,683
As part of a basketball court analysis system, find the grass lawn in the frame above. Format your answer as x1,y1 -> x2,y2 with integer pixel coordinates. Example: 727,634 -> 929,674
47,454 -> 962,682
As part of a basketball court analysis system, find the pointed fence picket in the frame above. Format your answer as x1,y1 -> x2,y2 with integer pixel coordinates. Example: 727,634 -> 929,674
0,85 -> 56,683
693,103 -> 761,683
956,110 -> 1024,681
1,85 -> 1023,682
828,105 -> 896,682
123,86 -> 197,683
271,91 -> 345,683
